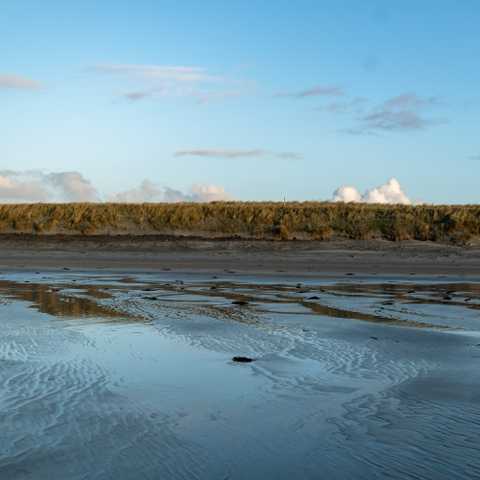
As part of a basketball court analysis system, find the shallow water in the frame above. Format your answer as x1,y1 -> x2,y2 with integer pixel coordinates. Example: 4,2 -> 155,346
1,273 -> 479,479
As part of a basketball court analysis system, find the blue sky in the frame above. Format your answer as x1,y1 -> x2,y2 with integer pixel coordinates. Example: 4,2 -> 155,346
1,0 -> 479,203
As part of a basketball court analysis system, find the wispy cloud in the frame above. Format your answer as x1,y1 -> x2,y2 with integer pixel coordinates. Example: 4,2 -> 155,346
123,90 -> 155,101
93,63 -> 248,104
346,92 -> 443,134
0,74 -> 41,91
93,64 -> 217,83
174,149 -> 302,160
316,97 -> 368,114
275,85 -> 344,99
383,93 -> 439,110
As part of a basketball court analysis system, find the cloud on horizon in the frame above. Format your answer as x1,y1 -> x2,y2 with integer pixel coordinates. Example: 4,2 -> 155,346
0,74 -> 42,91
0,171 -> 99,203
332,178 -> 411,204
0,170 -> 230,204
174,149 -> 302,160
275,84 -> 344,99
110,181 -> 230,203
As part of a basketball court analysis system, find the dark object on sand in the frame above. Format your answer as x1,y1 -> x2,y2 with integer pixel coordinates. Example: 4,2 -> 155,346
144,296 -> 158,301
308,296 -> 320,300
370,336 -> 379,341
232,300 -> 248,306
443,295 -> 452,301
346,272 -> 354,276
63,267 -> 70,271
232,356 -> 254,363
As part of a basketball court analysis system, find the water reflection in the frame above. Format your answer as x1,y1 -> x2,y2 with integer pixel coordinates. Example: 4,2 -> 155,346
0,280 -> 129,320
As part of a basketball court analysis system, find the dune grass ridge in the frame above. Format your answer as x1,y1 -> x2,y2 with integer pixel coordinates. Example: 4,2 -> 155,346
0,202 -> 479,243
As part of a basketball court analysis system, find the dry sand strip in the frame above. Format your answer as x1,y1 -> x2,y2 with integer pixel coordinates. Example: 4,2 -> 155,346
1,235 -> 480,277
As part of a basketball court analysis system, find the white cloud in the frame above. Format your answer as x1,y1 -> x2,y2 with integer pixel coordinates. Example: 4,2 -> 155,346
0,74 -> 41,91
0,171 -> 98,203
188,184 -> 230,202
47,172 -> 99,202
110,181 -> 230,203
332,185 -> 362,203
0,171 -> 230,204
332,178 -> 411,205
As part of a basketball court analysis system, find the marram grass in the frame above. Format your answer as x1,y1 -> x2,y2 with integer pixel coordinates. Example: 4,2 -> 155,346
0,202 -> 479,243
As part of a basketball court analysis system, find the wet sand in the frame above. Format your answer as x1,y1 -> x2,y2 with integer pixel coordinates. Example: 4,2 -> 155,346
1,270 -> 480,479
1,236 -> 480,276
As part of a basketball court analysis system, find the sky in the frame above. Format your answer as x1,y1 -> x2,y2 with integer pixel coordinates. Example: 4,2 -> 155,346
1,0 -> 479,204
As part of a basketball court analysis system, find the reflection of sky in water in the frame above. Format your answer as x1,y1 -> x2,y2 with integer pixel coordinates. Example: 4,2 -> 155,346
1,274 -> 480,479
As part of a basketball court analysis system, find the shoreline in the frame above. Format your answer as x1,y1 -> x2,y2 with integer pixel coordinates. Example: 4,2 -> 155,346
1,236 -> 480,276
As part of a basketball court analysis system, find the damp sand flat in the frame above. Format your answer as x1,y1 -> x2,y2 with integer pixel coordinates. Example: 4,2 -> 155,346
1,237 -> 480,277
0,273 -> 480,479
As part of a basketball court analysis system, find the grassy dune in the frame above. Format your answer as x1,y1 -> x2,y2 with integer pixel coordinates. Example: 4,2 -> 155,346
0,202 -> 479,243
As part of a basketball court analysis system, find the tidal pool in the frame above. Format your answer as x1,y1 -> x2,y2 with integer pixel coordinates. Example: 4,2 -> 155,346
1,272 -> 479,479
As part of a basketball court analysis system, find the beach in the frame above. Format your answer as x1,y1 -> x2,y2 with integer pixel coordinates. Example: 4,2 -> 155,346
1,235 -> 480,276
1,237 -> 480,479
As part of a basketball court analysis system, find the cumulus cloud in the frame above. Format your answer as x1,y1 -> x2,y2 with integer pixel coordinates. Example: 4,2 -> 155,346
0,171 -> 99,203
174,149 -> 302,159
110,181 -> 230,203
0,171 -> 230,204
0,74 -> 41,91
275,85 -> 344,99
332,178 -> 411,205
332,185 -> 362,203
47,172 -> 99,202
